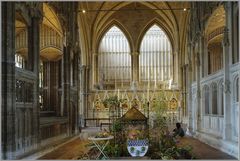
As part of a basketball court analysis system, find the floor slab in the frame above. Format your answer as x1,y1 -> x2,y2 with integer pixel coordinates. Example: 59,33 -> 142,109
37,131 -> 237,160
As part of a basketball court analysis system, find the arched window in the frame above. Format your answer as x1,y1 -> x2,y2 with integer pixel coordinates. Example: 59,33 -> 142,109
204,86 -> 210,115
211,83 -> 218,115
98,26 -> 131,85
15,11 -> 28,69
15,54 -> 25,68
139,24 -> 172,84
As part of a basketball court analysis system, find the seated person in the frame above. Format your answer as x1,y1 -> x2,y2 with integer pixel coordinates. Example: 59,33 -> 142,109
173,122 -> 185,137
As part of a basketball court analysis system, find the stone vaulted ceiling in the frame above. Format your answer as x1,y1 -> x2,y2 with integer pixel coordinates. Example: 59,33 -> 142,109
206,5 -> 225,35
78,1 -> 190,66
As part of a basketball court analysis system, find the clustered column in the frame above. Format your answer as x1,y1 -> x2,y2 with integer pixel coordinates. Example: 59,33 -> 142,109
28,7 -> 42,145
1,2 -> 16,159
187,43 -> 194,133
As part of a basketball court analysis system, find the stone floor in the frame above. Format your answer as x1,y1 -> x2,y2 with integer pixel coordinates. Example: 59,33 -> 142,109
176,136 -> 236,160
37,128 -> 237,160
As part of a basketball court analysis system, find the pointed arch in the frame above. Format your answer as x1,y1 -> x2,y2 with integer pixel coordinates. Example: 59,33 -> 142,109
211,82 -> 218,115
217,79 -> 224,115
233,75 -> 239,103
95,20 -> 133,53
138,23 -> 173,84
97,24 -> 132,87
202,85 -> 210,115
137,18 -> 174,52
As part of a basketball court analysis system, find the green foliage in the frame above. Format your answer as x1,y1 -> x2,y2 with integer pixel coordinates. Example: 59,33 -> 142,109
148,100 -> 195,159
102,95 -> 120,108
105,143 -> 121,157
111,120 -> 122,132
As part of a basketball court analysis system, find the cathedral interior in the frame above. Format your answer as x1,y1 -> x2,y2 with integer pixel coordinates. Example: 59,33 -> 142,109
1,1 -> 239,160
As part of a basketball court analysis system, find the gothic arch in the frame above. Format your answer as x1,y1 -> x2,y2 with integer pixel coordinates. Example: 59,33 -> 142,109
137,18 -> 174,52
233,75 -> 239,102
202,85 -> 210,115
92,2 -> 179,52
95,20 -> 133,53
210,82 -> 218,115
218,79 -> 224,115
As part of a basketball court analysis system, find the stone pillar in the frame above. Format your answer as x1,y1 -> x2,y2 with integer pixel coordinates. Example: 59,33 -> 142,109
222,27 -> 232,140
62,45 -> 71,136
131,52 -> 139,88
85,66 -> 90,116
173,51 -> 179,85
80,65 -> 87,125
92,53 -> 98,87
196,35 -> 203,131
203,37 -> 208,77
62,2 -> 79,136
187,43 -> 194,134
28,8 -> 42,145
1,2 -> 16,159
225,2 -> 233,65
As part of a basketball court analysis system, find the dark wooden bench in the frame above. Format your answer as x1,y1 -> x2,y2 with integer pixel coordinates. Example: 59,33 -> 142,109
84,118 -> 110,127
100,122 -> 112,130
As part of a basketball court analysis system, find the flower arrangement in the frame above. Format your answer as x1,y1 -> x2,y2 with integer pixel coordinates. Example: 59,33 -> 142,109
95,129 -> 111,138
128,129 -> 141,140
126,127 -> 149,157
127,125 -> 146,140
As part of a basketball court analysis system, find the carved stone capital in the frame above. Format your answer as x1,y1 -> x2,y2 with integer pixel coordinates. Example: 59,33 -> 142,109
197,89 -> 201,98
27,2 -> 43,20
222,27 -> 230,47
224,80 -> 231,94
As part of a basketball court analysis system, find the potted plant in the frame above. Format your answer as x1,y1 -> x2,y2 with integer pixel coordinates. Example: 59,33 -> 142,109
127,128 -> 149,157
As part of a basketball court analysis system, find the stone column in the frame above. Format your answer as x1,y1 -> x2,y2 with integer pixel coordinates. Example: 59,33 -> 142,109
1,2 -> 16,159
131,52 -> 139,88
225,2 -> 233,65
196,34 -> 203,131
173,51 -> 179,85
222,2 -> 233,141
62,2 -> 79,136
92,53 -> 98,88
203,37 -> 208,77
28,8 -> 42,145
222,27 -> 232,140
187,43 -> 194,134
85,66 -> 90,116
62,45 -> 71,136
80,65 -> 87,126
